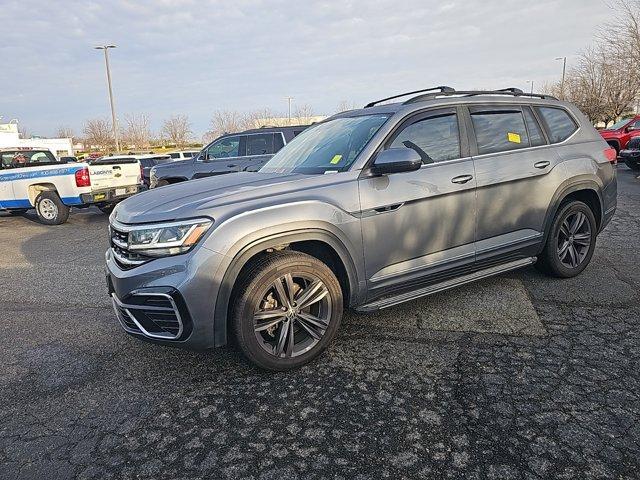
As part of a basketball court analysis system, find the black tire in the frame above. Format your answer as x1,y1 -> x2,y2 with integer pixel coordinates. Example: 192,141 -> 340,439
624,158 -> 640,171
98,204 -> 115,214
231,252 -> 343,371
8,209 -> 29,215
536,200 -> 597,278
34,191 -> 70,225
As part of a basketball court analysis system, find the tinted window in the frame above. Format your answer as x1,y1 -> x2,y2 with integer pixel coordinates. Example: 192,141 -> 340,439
535,107 -> 577,143
390,113 -> 460,163
274,133 -> 285,151
183,151 -> 196,158
169,153 -> 180,158
206,136 -> 240,159
246,134 -> 274,156
472,110 -> 530,155
523,108 -> 546,147
1,150 -> 58,168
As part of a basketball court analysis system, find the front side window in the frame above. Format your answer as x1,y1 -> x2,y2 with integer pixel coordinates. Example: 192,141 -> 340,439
205,136 -> 240,160
260,114 -> 389,175
535,107 -> 578,143
246,134 -> 274,156
169,153 -> 180,159
389,113 -> 460,163
472,110 -> 530,155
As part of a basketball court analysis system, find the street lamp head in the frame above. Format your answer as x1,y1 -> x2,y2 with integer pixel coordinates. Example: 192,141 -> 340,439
94,45 -> 117,50
555,56 -> 565,61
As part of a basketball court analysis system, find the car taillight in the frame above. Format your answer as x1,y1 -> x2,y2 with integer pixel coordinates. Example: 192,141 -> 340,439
75,167 -> 91,187
604,147 -> 617,164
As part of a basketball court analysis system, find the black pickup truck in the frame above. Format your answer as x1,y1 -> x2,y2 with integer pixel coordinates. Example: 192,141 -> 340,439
149,125 -> 308,188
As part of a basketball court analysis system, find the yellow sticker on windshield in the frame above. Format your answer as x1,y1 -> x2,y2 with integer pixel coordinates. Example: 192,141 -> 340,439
330,154 -> 342,164
507,132 -> 521,143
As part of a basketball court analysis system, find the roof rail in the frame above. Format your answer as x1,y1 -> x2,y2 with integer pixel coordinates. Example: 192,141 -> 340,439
364,86 -> 455,108
403,88 -> 557,104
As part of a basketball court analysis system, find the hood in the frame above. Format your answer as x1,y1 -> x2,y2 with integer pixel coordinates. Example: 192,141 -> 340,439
113,172 -> 306,224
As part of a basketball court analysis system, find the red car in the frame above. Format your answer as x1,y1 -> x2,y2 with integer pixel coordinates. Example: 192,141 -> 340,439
599,115 -> 640,154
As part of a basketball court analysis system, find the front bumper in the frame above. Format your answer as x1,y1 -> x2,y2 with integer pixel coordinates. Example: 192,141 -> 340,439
105,245 -> 225,350
81,185 -> 143,204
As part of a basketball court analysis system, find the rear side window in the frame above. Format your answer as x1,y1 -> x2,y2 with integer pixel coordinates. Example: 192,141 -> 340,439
535,107 -> 577,143
390,113 -> 460,163
471,110 -> 529,155
274,133 -> 285,151
246,134 -> 274,156
523,108 -> 546,147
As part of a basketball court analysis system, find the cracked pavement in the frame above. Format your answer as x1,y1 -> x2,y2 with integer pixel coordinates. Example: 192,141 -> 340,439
0,167 -> 639,479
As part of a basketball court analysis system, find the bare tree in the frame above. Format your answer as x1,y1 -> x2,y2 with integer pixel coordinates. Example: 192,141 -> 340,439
206,110 -> 246,140
55,126 -> 75,142
242,108 -> 278,129
336,100 -> 358,113
161,115 -> 192,148
123,113 -> 152,148
83,118 -> 114,151
293,104 -> 315,125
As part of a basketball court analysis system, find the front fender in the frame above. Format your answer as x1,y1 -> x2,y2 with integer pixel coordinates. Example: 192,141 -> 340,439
202,201 -> 365,347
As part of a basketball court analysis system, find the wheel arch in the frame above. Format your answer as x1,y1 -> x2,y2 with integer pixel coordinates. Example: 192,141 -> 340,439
27,183 -> 58,206
541,181 -> 604,248
212,228 -> 360,347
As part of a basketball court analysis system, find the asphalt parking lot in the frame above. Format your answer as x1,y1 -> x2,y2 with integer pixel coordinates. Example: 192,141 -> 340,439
1,167 -> 639,480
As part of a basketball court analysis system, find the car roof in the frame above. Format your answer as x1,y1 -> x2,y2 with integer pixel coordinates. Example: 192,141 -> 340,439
222,125 -> 309,136
332,88 -> 568,119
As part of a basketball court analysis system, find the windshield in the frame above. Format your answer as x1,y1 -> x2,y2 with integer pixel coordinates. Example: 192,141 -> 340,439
259,114 -> 389,174
608,118 -> 633,130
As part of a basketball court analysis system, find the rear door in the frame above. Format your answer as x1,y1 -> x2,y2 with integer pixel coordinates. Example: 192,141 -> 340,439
243,133 -> 278,172
469,104 -> 560,261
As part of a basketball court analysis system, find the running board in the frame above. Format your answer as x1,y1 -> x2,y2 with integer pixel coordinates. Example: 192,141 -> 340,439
355,257 -> 536,312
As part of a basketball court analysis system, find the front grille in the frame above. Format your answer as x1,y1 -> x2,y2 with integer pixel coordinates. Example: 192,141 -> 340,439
111,293 -> 184,340
110,224 -> 150,269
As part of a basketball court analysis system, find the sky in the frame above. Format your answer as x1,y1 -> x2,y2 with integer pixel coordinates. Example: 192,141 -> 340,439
0,0 -> 615,139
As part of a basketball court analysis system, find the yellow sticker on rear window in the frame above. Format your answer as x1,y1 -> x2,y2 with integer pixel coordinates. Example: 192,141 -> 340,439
507,132 -> 521,143
330,154 -> 342,164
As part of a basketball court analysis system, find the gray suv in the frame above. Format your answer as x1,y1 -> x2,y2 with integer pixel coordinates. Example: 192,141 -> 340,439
106,87 -> 617,370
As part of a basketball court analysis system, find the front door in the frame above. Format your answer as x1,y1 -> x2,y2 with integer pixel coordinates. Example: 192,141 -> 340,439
358,107 -> 477,300
193,134 -> 244,178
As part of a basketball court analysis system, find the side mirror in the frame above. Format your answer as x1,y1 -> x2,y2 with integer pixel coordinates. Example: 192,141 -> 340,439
370,148 -> 422,176
627,125 -> 637,132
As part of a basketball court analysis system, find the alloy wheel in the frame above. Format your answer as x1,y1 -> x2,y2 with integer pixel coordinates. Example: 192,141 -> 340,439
557,211 -> 591,268
253,273 -> 332,358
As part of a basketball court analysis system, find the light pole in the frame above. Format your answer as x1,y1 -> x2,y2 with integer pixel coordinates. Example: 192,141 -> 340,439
555,56 -> 567,99
526,80 -> 534,94
95,45 -> 120,152
285,96 -> 293,124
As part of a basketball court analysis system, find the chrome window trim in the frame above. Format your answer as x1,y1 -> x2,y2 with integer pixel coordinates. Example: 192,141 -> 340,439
112,293 -> 184,340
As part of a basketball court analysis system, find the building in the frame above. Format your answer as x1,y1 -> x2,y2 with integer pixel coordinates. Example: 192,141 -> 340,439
0,122 -> 73,156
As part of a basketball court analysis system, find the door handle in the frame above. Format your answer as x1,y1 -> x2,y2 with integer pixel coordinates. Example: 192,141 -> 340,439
534,161 -> 550,169
227,164 -> 237,168
451,174 -> 473,184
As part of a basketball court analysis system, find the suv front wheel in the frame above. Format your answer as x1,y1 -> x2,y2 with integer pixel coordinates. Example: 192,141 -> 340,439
231,252 -> 343,371
536,200 -> 597,278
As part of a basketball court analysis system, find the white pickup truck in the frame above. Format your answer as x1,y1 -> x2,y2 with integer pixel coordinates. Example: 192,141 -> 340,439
0,149 -> 142,225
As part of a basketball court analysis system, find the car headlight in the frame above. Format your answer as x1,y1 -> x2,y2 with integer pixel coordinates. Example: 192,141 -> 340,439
127,218 -> 213,257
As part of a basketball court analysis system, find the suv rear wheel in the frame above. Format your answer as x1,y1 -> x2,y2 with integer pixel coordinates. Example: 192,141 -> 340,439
231,252 -> 343,371
536,200 -> 597,278
34,191 -> 70,225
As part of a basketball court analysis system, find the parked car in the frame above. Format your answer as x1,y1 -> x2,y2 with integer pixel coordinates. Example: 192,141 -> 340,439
106,87 -> 617,370
149,126 -> 308,188
618,136 -> 640,171
1,149 -> 142,224
94,154 -> 173,187
167,150 -> 200,160
599,115 -> 640,154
